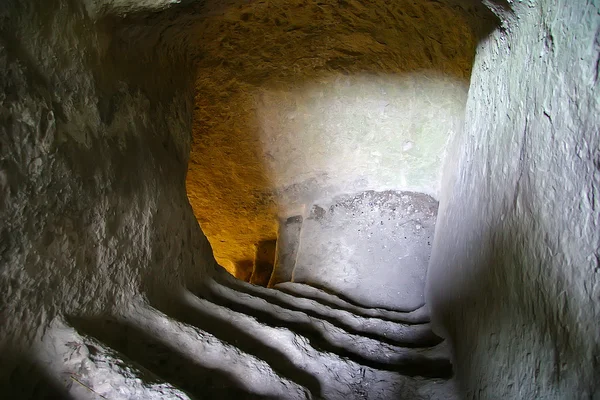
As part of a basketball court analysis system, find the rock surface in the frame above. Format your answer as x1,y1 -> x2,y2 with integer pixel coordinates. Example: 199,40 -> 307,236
0,0 -> 215,393
1,0 -> 599,399
293,191 -> 438,311
0,1 -> 460,398
185,0 -> 496,270
269,215 -> 303,287
249,239 -> 277,286
426,0 -> 600,398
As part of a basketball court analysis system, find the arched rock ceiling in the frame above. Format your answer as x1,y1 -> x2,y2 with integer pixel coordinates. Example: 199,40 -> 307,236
184,0 -> 496,273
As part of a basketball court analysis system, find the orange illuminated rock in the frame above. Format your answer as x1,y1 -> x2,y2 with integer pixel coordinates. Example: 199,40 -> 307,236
185,0 -> 487,271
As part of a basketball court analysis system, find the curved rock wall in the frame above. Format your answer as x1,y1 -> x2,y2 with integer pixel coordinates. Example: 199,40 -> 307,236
292,190 -> 438,311
0,0 -> 217,385
427,0 -> 600,397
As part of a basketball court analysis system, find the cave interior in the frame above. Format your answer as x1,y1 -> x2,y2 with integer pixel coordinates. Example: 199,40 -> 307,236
1,0 -> 599,398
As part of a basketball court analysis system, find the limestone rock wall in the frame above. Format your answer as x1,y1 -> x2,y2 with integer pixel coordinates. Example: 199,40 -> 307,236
293,190 -> 438,311
185,0 -> 497,271
0,0 -> 217,379
427,0 -> 600,397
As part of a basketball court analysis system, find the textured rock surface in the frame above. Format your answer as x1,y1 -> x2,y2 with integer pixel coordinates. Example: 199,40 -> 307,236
37,318 -> 192,400
293,191 -> 438,311
25,274 -> 460,399
185,0 -> 496,270
249,239 -> 277,286
427,0 -> 600,398
0,1 -> 462,398
2,0 -> 599,398
0,0 -> 216,393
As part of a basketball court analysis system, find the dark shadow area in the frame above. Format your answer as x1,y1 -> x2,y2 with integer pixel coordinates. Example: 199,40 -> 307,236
67,316 -> 270,400
194,285 -> 452,379
234,259 -> 254,282
0,350 -> 75,400
153,295 -> 323,398
250,239 -> 277,286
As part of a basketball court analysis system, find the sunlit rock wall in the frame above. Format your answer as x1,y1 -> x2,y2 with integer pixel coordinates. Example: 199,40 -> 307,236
255,74 -> 467,209
427,0 -> 600,397
0,0 -> 216,389
186,0 -> 496,271
293,190 -> 438,311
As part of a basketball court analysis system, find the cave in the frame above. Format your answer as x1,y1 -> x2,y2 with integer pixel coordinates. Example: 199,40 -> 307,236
1,0 -> 599,399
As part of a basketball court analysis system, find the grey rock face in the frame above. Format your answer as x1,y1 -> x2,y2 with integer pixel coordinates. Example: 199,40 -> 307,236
426,0 -> 600,398
0,0 -> 216,393
293,191 -> 437,311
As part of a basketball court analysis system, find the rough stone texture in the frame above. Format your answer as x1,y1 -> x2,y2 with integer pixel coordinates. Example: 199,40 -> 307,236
0,0 -> 218,394
275,282 -> 431,324
32,274 -> 460,399
426,0 -> 600,398
234,259 -> 254,282
4,0 -> 599,398
0,1 -> 463,398
196,272 -> 458,399
38,318 -> 192,400
185,0 -> 497,270
269,215 -> 303,287
293,191 -> 437,311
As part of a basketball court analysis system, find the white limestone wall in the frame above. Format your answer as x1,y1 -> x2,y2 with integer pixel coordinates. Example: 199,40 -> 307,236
292,191 -> 438,311
255,74 -> 468,214
427,0 -> 600,397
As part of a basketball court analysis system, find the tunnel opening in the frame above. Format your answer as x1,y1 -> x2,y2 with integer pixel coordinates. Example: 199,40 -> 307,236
184,0 -> 498,311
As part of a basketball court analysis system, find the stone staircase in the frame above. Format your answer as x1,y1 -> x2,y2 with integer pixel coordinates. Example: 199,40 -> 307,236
51,268 -> 458,400
34,189 -> 455,399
